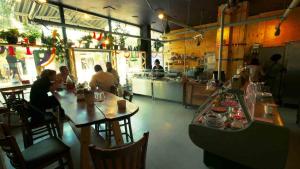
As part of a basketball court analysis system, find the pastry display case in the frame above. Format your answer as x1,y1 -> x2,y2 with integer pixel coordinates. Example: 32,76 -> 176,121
189,86 -> 289,169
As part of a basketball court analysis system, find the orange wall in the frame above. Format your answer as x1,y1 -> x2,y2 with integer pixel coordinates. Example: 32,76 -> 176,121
167,6 -> 300,56
246,7 -> 300,48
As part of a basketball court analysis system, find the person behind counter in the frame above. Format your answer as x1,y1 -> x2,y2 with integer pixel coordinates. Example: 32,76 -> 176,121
152,59 -> 164,78
247,58 -> 265,82
265,54 -> 286,104
55,66 -> 76,90
89,64 -> 117,92
30,69 -> 65,123
106,62 -> 119,84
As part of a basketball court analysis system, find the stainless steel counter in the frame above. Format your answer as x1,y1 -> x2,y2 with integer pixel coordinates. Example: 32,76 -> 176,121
131,77 -> 183,102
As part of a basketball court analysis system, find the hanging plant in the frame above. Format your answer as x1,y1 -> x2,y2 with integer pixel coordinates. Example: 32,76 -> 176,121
154,40 -> 164,52
42,31 -> 66,63
0,29 -> 20,44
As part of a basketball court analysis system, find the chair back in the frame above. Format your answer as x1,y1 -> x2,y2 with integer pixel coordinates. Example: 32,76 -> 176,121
1,90 -> 24,109
0,123 -> 26,168
110,86 -> 118,96
89,132 -> 149,169
123,90 -> 133,102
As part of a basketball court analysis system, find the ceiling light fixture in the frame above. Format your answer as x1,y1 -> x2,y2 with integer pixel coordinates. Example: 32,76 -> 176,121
104,39 -> 109,45
37,0 -> 47,3
84,14 -> 90,19
274,26 -> 281,36
158,13 -> 165,20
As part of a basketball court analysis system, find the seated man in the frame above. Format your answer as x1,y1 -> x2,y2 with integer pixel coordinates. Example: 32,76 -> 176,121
55,66 -> 76,90
89,65 -> 117,92
106,62 -> 119,84
30,69 -> 65,123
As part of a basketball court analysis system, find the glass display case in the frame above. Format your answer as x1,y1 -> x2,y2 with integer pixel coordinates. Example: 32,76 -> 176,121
189,87 -> 289,169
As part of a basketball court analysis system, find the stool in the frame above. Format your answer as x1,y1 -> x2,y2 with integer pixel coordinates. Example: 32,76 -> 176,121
105,116 -> 134,145
1,89 -> 24,127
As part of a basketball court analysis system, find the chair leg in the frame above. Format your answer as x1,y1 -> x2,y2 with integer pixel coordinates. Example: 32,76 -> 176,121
124,119 -> 129,142
58,159 -> 64,168
65,152 -> 74,169
128,118 -> 133,142
7,112 -> 11,127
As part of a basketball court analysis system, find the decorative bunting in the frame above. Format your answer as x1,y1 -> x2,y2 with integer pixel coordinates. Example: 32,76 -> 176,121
97,33 -> 103,41
26,46 -> 32,55
8,46 -> 15,56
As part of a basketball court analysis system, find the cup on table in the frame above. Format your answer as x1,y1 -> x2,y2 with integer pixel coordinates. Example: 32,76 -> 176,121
84,90 -> 94,106
117,100 -> 126,112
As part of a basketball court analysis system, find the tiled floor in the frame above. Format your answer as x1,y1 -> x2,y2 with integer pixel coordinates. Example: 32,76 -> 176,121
1,95 -> 299,169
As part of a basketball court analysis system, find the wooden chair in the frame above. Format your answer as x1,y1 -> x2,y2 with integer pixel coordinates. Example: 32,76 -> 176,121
123,90 -> 133,102
110,85 -> 118,96
1,89 -> 24,127
12,99 -> 61,148
0,123 -> 73,169
89,132 -> 149,169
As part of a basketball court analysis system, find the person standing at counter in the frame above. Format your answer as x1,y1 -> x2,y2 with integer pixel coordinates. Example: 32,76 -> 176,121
89,64 -> 117,92
247,58 -> 265,82
152,59 -> 164,78
106,62 -> 119,84
265,54 -> 286,104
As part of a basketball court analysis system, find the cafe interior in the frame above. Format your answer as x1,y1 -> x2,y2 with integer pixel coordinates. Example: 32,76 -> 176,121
0,0 -> 300,169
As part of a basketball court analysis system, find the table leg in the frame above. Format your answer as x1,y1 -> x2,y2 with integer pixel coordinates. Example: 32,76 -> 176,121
111,121 -> 124,146
80,126 -> 91,169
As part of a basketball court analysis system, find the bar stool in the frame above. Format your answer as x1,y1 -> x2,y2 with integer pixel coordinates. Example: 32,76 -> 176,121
1,89 -> 24,127
105,116 -> 134,145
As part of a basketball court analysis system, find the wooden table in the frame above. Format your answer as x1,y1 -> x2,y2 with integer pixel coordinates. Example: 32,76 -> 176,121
55,90 -> 139,169
0,82 -> 32,92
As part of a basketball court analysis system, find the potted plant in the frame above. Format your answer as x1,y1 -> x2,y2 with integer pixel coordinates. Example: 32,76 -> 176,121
22,24 -> 41,45
154,40 -> 164,52
80,35 -> 92,48
106,34 -> 115,50
0,29 -> 20,44
119,35 -> 126,50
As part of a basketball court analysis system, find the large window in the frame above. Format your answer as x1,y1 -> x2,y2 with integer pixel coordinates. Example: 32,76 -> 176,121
64,8 -> 109,30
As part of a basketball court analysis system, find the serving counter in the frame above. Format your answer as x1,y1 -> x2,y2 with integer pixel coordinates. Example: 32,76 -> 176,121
189,87 -> 289,169
131,77 -> 183,102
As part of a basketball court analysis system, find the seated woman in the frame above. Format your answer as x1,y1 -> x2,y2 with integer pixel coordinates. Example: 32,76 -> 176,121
30,69 -> 65,123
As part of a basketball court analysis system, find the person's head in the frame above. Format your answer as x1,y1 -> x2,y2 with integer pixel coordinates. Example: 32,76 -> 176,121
271,54 -> 282,63
59,66 -> 69,76
94,65 -> 102,72
250,58 -> 260,66
40,69 -> 56,82
154,59 -> 160,66
106,62 -> 112,72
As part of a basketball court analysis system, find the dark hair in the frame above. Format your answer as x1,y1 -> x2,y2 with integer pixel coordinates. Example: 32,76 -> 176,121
40,69 -> 56,79
250,58 -> 260,65
155,59 -> 160,64
59,66 -> 67,72
271,54 -> 282,62
94,65 -> 102,72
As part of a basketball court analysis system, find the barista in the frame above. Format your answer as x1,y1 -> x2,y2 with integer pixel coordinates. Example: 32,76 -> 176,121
152,59 -> 164,78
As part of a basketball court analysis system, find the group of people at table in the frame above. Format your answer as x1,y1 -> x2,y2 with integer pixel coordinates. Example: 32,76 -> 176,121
29,62 -> 120,124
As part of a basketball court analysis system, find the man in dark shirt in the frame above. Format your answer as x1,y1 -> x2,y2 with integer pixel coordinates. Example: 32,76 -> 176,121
30,69 -> 64,122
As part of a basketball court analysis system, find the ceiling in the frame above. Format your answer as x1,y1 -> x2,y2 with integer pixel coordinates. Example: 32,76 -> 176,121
51,0 -> 292,32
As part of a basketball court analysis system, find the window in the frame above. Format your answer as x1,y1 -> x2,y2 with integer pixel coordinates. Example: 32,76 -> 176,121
63,8 -> 108,30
